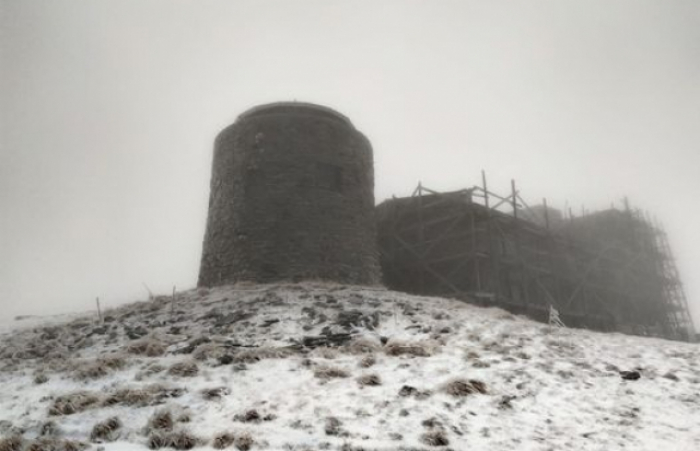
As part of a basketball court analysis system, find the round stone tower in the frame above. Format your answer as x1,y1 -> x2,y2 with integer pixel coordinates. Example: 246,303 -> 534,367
198,102 -> 381,287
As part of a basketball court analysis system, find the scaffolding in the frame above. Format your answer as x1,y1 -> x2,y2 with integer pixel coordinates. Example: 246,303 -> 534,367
376,172 -> 696,341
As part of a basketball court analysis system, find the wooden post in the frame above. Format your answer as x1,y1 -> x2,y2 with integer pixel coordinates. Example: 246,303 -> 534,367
171,286 -> 176,314
543,198 -> 550,230
418,182 -> 425,292
511,179 -> 517,220
96,297 -> 102,323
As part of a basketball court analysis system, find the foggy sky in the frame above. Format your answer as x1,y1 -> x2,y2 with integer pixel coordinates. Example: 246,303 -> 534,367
2,0 -> 700,326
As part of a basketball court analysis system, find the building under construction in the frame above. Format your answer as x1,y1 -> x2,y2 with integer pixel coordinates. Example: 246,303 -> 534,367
377,174 -> 696,341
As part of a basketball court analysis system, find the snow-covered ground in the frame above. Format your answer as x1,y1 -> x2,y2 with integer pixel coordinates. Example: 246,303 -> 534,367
1,283 -> 698,450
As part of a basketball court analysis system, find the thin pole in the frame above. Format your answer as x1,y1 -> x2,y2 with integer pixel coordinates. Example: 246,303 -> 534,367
543,198 -> 550,230
96,297 -> 102,323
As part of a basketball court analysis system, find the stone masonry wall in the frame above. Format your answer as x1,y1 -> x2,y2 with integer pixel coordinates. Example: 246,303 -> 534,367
198,102 -> 381,287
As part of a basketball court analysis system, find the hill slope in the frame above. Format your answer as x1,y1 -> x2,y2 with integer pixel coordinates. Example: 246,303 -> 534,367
1,283 -> 699,450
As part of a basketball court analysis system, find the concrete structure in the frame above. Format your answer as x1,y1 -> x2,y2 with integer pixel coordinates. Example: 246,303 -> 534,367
198,102 -> 381,287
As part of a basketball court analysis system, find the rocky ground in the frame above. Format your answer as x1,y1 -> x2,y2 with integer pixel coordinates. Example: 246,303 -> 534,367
1,282 -> 699,451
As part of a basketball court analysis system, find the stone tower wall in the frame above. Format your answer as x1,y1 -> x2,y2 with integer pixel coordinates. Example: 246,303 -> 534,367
198,102 -> 381,287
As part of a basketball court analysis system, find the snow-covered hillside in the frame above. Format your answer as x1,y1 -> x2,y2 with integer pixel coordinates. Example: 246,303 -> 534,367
1,283 -> 698,451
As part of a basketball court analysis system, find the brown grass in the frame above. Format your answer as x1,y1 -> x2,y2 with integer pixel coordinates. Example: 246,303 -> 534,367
442,378 -> 488,397
25,439 -> 88,451
313,365 -> 350,380
420,430 -> 449,446
234,347 -> 294,363
168,361 -> 199,377
48,391 -> 100,416
359,354 -> 376,368
234,432 -> 254,451
384,340 -> 438,357
192,343 -> 228,361
324,417 -> 342,436
74,354 -> 127,380
0,435 -> 23,451
90,417 -> 122,442
147,409 -> 174,432
211,433 -> 235,450
357,374 -> 381,387
126,338 -> 166,357
343,338 -> 381,355
201,386 -> 230,400
168,431 -> 199,450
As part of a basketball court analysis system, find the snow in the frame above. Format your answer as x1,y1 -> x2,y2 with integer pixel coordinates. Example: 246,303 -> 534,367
1,282 -> 699,450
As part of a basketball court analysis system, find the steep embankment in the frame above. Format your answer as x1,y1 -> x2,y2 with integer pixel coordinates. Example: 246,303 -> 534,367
1,283 -> 698,451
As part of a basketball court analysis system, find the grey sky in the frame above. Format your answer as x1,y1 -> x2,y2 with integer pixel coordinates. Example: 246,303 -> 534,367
2,0 -> 700,325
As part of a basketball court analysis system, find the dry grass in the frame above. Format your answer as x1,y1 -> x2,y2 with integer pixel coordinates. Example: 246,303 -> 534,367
74,354 -> 127,380
0,435 -> 23,451
234,432 -> 254,451
168,431 -> 199,450
147,409 -> 174,433
102,384 -> 184,408
201,386 -> 230,400
357,374 -> 382,387
324,417 -> 343,436
311,347 -> 339,360
126,338 -> 167,357
48,391 -> 100,416
34,372 -> 49,385
384,340 -> 438,357
147,432 -> 169,450
343,338 -> 381,355
147,430 -> 200,451
168,361 -> 199,377
442,378 -> 488,397
359,354 -> 376,368
233,409 -> 274,423
211,433 -> 235,450
24,439 -> 88,451
192,343 -> 228,361
420,430 -> 450,446
90,417 -> 122,442
313,365 -> 350,380
39,421 -> 60,437
234,347 -> 294,363
135,362 -> 166,380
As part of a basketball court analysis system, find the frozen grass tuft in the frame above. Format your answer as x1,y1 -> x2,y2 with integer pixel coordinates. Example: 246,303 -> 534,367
357,373 -> 382,387
192,343 -> 228,361
168,361 -> 199,377
74,354 -> 127,380
324,417 -> 343,436
313,365 -> 350,380
442,378 -> 488,397
0,435 -> 23,451
211,432 -> 235,450
147,409 -> 174,433
359,354 -> 376,368
90,416 -> 122,442
234,432 -> 254,451
201,386 -> 231,400
25,439 -> 88,451
343,338 -> 381,355
421,430 -> 450,446
168,430 -> 199,450
384,340 -> 438,357
126,338 -> 167,357
39,421 -> 60,437
33,372 -> 49,385
234,347 -> 294,363
48,391 -> 100,416
147,431 -> 169,450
